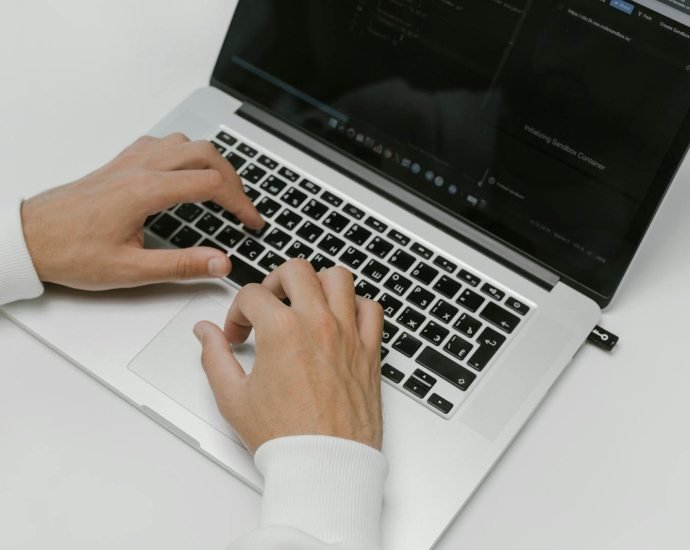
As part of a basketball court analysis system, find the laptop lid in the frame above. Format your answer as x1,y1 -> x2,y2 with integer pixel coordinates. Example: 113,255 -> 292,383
211,0 -> 690,307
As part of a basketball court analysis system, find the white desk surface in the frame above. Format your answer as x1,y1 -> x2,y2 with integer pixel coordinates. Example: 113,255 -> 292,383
1,2 -> 688,549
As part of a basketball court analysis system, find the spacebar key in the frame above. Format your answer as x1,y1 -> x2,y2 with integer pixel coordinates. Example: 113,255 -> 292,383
227,255 -> 267,287
416,347 -> 476,391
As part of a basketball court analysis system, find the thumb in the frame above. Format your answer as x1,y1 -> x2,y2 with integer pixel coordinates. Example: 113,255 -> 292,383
194,320 -> 246,402
131,247 -> 231,284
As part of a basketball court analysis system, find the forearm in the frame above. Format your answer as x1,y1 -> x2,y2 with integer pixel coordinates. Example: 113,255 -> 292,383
228,436 -> 388,550
0,199 -> 43,306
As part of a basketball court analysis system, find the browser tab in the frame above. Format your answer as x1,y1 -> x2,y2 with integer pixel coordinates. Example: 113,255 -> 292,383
610,0 -> 635,15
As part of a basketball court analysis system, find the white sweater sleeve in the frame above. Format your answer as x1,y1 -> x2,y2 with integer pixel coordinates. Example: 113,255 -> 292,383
228,436 -> 388,550
0,199 -> 43,306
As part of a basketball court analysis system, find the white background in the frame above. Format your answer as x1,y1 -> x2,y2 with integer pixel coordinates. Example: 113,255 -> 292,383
1,2 -> 689,549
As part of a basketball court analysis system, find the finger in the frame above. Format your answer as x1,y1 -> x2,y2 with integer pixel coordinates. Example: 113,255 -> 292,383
355,296 -> 385,354
123,246 -> 231,285
138,169 -> 263,230
316,267 -> 357,326
194,320 -> 246,405
144,141 -> 264,230
223,283 -> 287,344
261,259 -> 328,313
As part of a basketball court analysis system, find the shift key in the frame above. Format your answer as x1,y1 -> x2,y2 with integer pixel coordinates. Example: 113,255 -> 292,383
416,347 -> 476,391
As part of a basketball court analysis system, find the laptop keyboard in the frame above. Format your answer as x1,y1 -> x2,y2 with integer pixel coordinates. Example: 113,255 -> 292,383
145,128 -> 535,419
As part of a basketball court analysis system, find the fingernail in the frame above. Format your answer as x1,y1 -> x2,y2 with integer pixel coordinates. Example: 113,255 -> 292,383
193,324 -> 204,343
208,257 -> 229,278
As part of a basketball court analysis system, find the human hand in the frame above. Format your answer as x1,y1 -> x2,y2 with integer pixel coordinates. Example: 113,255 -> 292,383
21,134 -> 264,290
194,260 -> 385,455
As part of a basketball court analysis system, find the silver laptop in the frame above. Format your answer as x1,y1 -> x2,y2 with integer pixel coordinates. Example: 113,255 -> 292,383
5,0 -> 690,548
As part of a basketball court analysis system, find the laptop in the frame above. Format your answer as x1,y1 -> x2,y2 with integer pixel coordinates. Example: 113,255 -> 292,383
5,0 -> 690,547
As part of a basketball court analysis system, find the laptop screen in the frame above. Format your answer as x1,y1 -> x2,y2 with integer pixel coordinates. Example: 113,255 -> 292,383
212,0 -> 690,302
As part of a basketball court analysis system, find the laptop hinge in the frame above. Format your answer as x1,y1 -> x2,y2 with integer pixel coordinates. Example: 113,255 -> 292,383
235,101 -> 561,291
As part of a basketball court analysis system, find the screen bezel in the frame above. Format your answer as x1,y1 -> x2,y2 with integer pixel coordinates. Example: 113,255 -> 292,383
209,1 -> 690,308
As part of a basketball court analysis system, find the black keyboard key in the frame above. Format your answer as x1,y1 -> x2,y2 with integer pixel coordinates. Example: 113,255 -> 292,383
318,234 -> 346,256
302,199 -> 329,221
381,347 -> 390,361
216,226 -> 245,249
227,255 -> 267,287
275,208 -> 303,231
411,243 -> 433,259
278,167 -> 300,182
343,203 -> 365,219
433,275 -> 462,299
384,273 -> 412,296
243,222 -> 271,238
285,240 -> 313,260
480,302 -> 520,334
416,347 -> 476,391
403,377 -> 432,399
388,229 -> 410,247
203,201 -> 223,213
454,312 -> 482,338
388,249 -> 416,272
174,203 -> 203,222
408,286 -> 435,310
257,154 -> 279,170
199,239 -> 227,254
397,306 -> 425,332
362,259 -> 390,283
296,221 -> 324,243
226,152 -> 247,171
337,246 -> 365,270
222,211 -> 241,225
323,211 -> 350,233
382,364 -> 404,384
237,238 -> 266,261
344,224 -> 372,246
506,297 -> 530,316
433,256 -> 457,274
431,300 -> 459,324
195,213 -> 223,236
378,293 -> 403,318
393,332 -> 423,357
355,279 -> 380,300
171,226 -> 202,248
256,197 -> 281,218
365,216 -> 388,233
444,334 -> 474,361
322,191 -> 343,207
457,289 -> 485,312
467,327 -> 506,371
282,187 -> 309,209
144,214 -> 159,227
150,214 -> 182,238
243,185 -> 261,202
264,228 -> 291,250
458,269 -> 481,287
216,131 -> 237,147
420,321 -> 450,346
241,164 -> 267,184
413,369 -> 437,387
258,251 -> 287,272
366,237 -> 394,259
311,253 -> 335,273
299,179 -> 321,195
211,141 -> 227,154
481,283 -> 506,302
411,262 -> 439,286
237,143 -> 258,158
260,176 -> 288,196
382,321 -> 399,344
428,393 -> 453,414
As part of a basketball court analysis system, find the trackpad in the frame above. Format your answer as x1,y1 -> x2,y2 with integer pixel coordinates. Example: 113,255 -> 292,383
128,294 -> 256,441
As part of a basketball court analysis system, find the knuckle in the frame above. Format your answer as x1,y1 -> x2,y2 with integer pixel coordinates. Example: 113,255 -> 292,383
169,132 -> 190,143
206,169 -> 224,189
171,253 -> 197,280
200,345 -> 217,368
285,257 -> 313,275
194,140 -> 217,156
329,266 -> 354,283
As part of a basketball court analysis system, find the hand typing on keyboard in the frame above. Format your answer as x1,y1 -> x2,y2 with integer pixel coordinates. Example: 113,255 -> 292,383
20,133 -> 264,290
193,259 -> 385,455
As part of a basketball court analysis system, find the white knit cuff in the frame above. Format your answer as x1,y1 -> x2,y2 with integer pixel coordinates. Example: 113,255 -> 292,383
0,199 -> 44,306
254,436 -> 389,545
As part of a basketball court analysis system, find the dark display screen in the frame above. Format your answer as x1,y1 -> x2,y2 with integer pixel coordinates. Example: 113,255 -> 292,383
212,0 -> 690,302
